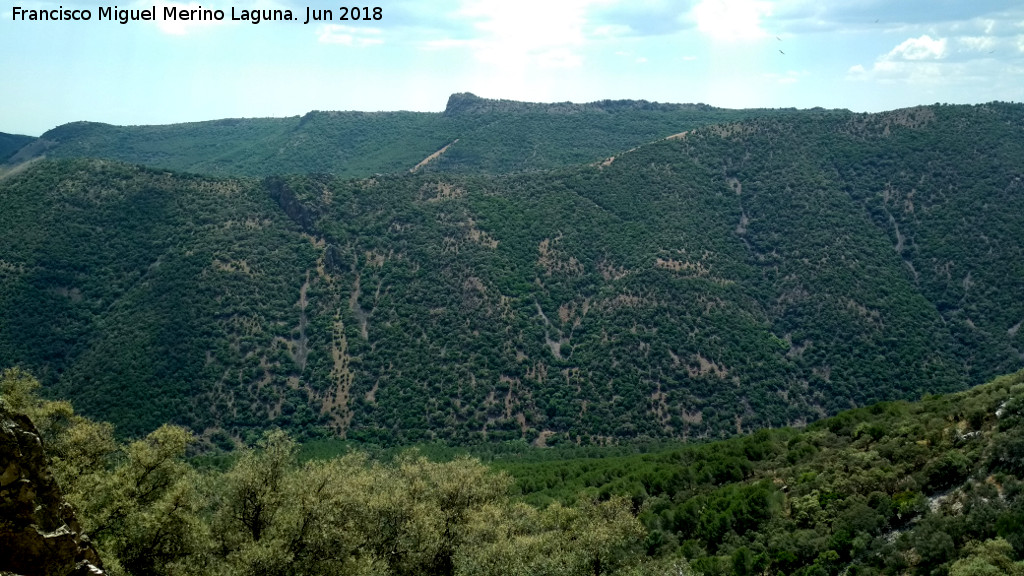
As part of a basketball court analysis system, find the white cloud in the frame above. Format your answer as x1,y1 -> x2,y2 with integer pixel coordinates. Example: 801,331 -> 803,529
762,69 -> 808,84
422,0 -> 618,74
593,24 -> 633,38
958,36 -> 996,52
848,35 -> 950,84
886,35 -> 947,60
538,48 -> 584,68
691,0 -> 773,42
318,25 -> 384,47
415,0 -> 620,102
847,21 -> 1024,99
424,38 -> 471,50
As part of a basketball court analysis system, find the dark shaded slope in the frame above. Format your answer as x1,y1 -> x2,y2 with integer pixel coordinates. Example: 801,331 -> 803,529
0,160 -> 318,437
0,131 -> 35,161
831,104 -> 1024,382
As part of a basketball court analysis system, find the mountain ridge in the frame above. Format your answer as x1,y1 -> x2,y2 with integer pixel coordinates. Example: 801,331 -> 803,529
1,101 -> 1021,444
2,94 -> 843,178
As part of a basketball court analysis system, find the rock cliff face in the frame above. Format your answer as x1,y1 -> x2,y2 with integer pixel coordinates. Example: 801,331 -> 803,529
0,405 -> 104,576
441,91 -> 712,116
265,175 -> 321,231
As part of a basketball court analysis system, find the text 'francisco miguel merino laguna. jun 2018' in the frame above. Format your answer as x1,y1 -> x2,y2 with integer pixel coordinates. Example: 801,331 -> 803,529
11,5 -> 383,25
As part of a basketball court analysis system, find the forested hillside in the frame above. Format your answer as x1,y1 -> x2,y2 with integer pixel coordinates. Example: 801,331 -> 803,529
4,93 -> 806,178
0,101 -> 1021,444
5,362 -> 1024,576
494,369 -> 1024,576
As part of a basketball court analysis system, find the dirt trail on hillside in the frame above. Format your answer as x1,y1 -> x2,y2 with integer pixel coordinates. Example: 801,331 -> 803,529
410,139 -> 459,173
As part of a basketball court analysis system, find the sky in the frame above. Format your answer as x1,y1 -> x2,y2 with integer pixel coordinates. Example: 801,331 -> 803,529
2,0 -> 1023,135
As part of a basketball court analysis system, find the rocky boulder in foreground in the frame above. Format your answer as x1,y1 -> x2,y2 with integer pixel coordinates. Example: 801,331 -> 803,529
0,404 -> 103,576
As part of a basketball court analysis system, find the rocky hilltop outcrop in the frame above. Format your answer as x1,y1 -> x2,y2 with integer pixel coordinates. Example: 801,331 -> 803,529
0,405 -> 103,576
442,91 -> 717,116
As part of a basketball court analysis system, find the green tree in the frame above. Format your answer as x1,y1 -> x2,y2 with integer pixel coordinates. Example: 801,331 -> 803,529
949,538 -> 1024,576
0,366 -> 40,411
214,429 -> 296,544
70,424 -> 204,576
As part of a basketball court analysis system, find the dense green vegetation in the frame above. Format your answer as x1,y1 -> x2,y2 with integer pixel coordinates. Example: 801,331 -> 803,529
5,93 -> 809,178
2,368 -> 676,576
4,93 -> 1022,576
493,369 -> 1024,576
832,104 -> 1024,382
6,366 -> 1024,575
1,102 -> 1022,444
0,160 -> 317,437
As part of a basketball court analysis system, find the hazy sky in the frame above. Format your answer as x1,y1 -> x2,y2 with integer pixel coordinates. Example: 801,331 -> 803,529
2,0 -> 1022,135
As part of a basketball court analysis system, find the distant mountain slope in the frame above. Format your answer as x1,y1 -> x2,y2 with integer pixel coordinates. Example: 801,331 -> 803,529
832,104 -> 1024,381
0,132 -> 35,162
0,161 -> 316,436
4,93 -> 821,177
0,102 -> 1021,445
674,102 -> 1024,386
